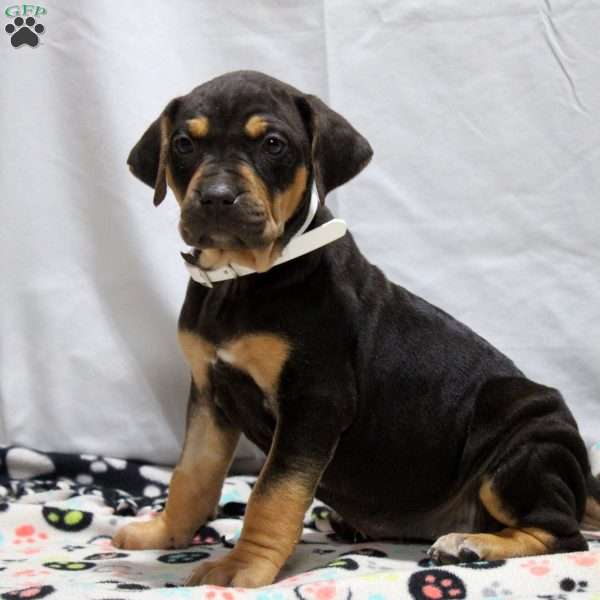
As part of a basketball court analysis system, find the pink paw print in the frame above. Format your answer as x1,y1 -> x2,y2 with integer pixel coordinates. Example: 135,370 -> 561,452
14,568 -> 51,578
205,589 -> 238,600
567,553 -> 597,567
12,525 -> 48,554
279,573 -> 309,588
296,581 -> 337,600
520,558 -> 551,576
87,535 -> 115,550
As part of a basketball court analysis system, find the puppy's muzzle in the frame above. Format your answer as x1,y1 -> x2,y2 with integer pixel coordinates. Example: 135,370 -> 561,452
179,178 -> 268,249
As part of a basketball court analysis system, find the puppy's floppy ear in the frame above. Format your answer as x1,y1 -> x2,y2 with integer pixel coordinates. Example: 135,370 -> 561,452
127,98 -> 180,207
296,94 -> 373,203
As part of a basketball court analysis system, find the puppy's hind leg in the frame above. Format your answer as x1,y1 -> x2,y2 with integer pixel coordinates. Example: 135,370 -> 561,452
582,472 -> 600,530
429,440 -> 589,564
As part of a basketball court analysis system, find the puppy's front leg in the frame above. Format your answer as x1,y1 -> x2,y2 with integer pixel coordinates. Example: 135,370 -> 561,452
187,414 -> 339,588
113,381 -> 240,550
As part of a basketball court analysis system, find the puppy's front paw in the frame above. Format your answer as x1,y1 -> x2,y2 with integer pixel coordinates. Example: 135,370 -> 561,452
112,515 -> 192,550
428,533 -> 481,564
185,551 -> 279,588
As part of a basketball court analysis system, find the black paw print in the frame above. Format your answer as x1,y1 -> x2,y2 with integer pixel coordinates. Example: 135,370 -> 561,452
1,586 -> 55,600
84,552 -> 129,560
5,17 -> 44,48
560,578 -> 588,593
157,551 -> 210,564
42,560 -> 95,571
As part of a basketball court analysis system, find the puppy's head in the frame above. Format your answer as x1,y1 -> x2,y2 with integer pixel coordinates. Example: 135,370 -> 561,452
128,71 -> 372,270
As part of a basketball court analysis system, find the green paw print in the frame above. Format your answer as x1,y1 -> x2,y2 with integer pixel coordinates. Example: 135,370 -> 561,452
43,560 -> 95,571
42,507 -> 93,532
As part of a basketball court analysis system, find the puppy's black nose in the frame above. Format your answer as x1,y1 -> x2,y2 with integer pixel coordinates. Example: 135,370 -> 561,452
200,183 -> 237,206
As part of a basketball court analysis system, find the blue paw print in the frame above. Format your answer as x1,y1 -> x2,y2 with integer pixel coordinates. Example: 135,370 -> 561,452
159,588 -> 196,599
257,591 -> 286,600
219,487 -> 242,504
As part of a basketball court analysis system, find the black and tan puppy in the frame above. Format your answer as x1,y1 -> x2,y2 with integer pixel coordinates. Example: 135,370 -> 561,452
113,71 -> 600,587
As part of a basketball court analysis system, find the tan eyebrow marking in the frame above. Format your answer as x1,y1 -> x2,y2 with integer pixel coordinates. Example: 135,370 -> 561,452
244,115 -> 268,139
187,117 -> 210,139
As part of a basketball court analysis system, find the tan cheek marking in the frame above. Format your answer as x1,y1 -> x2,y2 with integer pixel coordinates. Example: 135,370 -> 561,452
187,116 -> 210,139
244,115 -> 268,139
239,163 -> 271,215
177,330 -> 215,391
182,165 -> 205,206
272,165 -> 309,228
218,334 -> 290,397
235,164 -> 281,271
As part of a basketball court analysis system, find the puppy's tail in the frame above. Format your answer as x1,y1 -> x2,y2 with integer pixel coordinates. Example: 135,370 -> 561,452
582,473 -> 600,530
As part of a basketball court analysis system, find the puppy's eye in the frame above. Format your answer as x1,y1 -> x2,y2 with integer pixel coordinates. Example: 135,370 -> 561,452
172,134 -> 194,155
262,134 -> 287,157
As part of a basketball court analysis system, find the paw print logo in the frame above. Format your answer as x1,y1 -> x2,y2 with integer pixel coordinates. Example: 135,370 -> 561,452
520,558 -> 551,576
5,17 -> 44,48
408,569 -> 466,600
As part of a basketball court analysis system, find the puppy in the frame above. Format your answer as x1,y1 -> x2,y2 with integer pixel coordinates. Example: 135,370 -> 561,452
113,71 -> 600,587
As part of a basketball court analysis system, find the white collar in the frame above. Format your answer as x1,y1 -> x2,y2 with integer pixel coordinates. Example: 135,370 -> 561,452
181,191 -> 347,288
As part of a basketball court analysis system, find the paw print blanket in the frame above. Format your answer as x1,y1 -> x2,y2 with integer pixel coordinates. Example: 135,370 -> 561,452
1,444 -> 600,600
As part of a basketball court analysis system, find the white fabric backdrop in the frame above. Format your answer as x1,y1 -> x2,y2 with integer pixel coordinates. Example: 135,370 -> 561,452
1,0 -> 599,466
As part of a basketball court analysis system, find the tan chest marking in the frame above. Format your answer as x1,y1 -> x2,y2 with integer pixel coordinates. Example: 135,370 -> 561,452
217,334 -> 290,399
178,331 -> 290,404
272,166 -> 309,227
